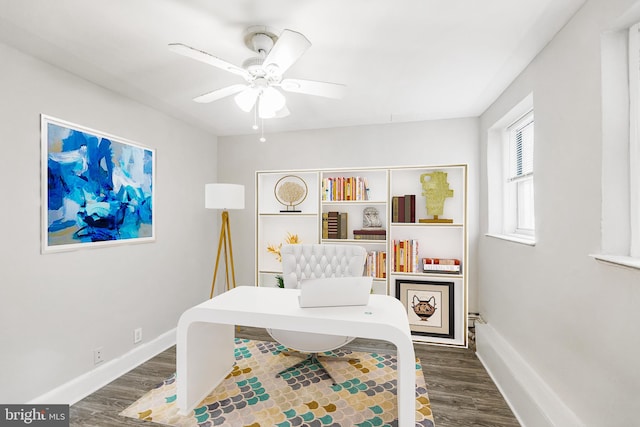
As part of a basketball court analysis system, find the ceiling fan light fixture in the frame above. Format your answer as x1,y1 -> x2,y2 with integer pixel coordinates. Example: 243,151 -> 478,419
258,87 -> 286,118
234,88 -> 259,112
169,25 -> 345,131
258,103 -> 276,119
263,87 -> 286,110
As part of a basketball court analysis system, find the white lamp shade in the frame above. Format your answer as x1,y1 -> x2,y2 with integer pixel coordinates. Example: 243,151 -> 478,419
258,87 -> 286,118
234,88 -> 259,112
205,183 -> 245,210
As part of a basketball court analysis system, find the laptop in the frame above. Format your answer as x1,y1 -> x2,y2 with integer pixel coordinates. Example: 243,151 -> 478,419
298,276 -> 373,308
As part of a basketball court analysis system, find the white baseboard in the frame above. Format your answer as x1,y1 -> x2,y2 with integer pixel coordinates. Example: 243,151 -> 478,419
475,323 -> 584,427
28,328 -> 176,406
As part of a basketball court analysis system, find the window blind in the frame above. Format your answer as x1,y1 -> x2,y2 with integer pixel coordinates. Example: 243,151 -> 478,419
509,112 -> 534,181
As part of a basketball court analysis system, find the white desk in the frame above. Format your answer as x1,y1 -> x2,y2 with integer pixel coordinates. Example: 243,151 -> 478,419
176,286 -> 416,427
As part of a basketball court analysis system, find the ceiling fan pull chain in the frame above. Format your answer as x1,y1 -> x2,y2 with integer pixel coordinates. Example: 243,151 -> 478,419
252,105 -> 259,130
260,118 -> 266,143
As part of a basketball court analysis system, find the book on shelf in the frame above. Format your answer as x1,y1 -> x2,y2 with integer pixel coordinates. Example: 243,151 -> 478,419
354,235 -> 385,240
392,196 -> 399,222
322,212 -> 329,239
422,258 -> 461,274
353,228 -> 386,240
322,176 -> 370,201
327,211 -> 338,239
338,212 -> 348,239
391,239 -> 420,273
325,211 -> 348,239
365,250 -> 387,278
404,194 -> 416,223
391,194 -> 415,223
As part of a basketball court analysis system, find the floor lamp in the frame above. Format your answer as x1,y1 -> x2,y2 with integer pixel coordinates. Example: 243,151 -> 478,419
205,183 -> 245,298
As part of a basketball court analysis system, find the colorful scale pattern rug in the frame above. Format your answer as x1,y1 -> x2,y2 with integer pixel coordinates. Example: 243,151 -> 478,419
120,338 -> 435,427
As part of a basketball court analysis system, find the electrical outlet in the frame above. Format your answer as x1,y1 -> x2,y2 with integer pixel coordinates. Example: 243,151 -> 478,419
93,347 -> 104,365
134,328 -> 142,344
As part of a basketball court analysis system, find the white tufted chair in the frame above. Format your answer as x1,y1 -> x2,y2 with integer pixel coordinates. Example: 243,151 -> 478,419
268,243 -> 367,384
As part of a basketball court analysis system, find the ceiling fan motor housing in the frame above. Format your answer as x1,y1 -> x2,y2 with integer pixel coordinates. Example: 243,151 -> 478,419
242,56 -> 281,83
243,26 -> 278,55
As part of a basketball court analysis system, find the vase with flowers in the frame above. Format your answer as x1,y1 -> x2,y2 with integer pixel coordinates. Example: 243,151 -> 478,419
267,232 -> 300,288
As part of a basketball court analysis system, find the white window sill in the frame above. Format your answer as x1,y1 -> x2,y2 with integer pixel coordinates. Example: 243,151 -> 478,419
485,233 -> 536,246
590,254 -> 640,271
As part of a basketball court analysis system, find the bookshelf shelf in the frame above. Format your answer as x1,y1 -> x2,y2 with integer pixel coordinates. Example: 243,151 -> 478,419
390,222 -> 464,227
256,164 -> 467,347
322,200 -> 387,205
321,239 -> 387,245
259,213 -> 318,217
392,271 -> 464,279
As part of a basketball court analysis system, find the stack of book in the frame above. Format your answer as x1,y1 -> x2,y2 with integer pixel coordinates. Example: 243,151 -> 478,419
365,250 -> 387,278
322,211 -> 348,239
423,258 -> 461,274
391,195 -> 416,223
322,176 -> 370,201
390,239 -> 420,273
353,228 -> 386,240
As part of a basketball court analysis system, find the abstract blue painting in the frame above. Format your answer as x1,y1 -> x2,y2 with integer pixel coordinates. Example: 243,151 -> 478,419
41,115 -> 155,252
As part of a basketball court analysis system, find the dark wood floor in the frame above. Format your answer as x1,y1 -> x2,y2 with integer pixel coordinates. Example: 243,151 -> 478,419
70,327 -> 520,427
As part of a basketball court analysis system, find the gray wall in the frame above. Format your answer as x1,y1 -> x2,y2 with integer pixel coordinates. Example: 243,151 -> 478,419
218,118 -> 480,309
477,0 -> 640,424
0,42 -> 217,403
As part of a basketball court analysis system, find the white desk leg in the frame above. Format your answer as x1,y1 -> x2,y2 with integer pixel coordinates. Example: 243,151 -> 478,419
396,340 -> 417,427
176,321 -> 235,415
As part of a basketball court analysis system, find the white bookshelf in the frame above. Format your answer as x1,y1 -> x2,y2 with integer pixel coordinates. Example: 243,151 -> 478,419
256,164 -> 468,346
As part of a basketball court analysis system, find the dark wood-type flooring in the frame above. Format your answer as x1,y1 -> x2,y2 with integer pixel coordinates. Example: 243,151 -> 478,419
70,327 -> 520,427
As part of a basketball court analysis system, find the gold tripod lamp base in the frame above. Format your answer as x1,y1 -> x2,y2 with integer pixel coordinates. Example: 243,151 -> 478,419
210,210 -> 237,298
205,183 -> 245,299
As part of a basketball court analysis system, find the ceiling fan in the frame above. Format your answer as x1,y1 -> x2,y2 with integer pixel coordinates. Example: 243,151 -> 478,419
168,26 -> 346,119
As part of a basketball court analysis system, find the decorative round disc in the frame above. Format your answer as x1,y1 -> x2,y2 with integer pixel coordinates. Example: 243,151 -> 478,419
274,175 -> 308,210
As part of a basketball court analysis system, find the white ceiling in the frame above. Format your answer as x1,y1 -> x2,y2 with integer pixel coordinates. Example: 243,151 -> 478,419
0,0 -> 585,136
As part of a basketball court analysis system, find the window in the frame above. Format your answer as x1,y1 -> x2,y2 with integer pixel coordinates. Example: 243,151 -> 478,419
506,111 -> 535,236
628,23 -> 640,258
486,94 -> 535,245
596,20 -> 640,269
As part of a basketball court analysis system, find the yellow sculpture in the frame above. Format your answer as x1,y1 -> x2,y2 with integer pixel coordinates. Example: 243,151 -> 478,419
419,171 -> 454,223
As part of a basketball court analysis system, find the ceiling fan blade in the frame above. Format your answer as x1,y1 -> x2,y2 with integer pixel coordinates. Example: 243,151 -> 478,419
193,84 -> 248,103
263,29 -> 311,75
280,78 -> 346,99
168,43 -> 250,79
